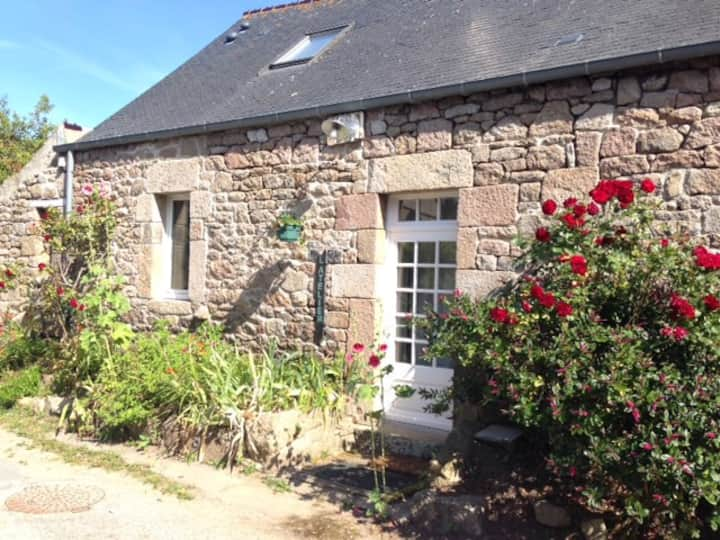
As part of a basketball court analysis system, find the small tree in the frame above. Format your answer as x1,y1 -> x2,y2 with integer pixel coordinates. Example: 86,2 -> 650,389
0,95 -> 54,182
424,179 -> 720,537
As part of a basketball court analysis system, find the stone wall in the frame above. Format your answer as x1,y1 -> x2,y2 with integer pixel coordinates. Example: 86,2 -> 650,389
70,55 -> 720,353
0,125 -> 85,313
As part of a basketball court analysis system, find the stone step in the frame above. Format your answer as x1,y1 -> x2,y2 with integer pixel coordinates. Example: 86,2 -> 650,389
347,419 -> 448,459
473,424 -> 524,451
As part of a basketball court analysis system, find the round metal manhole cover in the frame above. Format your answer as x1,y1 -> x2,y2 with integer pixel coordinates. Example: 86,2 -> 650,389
5,484 -> 105,514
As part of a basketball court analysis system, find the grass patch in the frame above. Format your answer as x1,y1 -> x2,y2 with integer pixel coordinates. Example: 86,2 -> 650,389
0,407 -> 194,500
0,367 -> 41,408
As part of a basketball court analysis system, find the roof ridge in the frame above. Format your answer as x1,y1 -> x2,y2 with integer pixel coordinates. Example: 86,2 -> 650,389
243,0 -> 330,17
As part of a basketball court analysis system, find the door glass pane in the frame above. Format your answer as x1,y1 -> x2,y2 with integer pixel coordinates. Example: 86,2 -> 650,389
396,342 -> 412,364
419,198 -> 438,221
418,242 -> 436,263
170,200 -> 190,290
436,357 -> 455,369
399,200 -> 416,221
439,242 -> 457,264
416,293 -> 434,314
397,268 -> 414,289
439,268 -> 456,290
398,242 -> 415,263
440,198 -> 458,220
397,292 -> 413,313
417,268 -> 435,289
416,347 -> 432,366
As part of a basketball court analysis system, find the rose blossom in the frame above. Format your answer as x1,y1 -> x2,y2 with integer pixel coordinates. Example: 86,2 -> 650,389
535,227 -> 551,243
556,302 -> 573,317
587,202 -> 600,216
704,294 -> 720,312
368,355 -> 381,368
541,200 -> 558,216
38,263 -> 47,271
640,178 -> 656,193
563,197 -> 578,209
69,298 -> 80,309
490,307 -> 509,324
352,343 -> 365,354
81,184 -> 94,196
569,255 -> 588,276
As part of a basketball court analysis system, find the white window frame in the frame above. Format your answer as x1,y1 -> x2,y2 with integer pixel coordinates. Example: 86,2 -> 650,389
383,191 -> 459,378
162,194 -> 190,301
270,27 -> 345,69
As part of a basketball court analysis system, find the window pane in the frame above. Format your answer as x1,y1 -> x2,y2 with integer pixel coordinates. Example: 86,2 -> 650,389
399,200 -> 416,222
396,318 -> 411,338
419,198 -> 438,221
171,200 -> 190,291
416,293 -> 434,314
396,342 -> 412,364
416,346 -> 432,366
414,326 -> 428,342
397,267 -> 414,289
398,242 -> 414,263
436,357 -> 455,369
439,268 -> 456,290
440,198 -> 458,220
439,242 -> 457,264
418,242 -> 436,263
417,268 -> 435,289
397,292 -> 413,313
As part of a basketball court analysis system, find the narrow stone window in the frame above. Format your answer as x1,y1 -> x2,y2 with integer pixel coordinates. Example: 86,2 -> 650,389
162,195 -> 190,300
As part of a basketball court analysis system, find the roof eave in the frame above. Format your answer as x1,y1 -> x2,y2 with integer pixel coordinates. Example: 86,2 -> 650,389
55,40 -> 720,153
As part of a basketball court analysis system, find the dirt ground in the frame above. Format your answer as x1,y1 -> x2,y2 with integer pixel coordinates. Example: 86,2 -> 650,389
0,425 -> 396,540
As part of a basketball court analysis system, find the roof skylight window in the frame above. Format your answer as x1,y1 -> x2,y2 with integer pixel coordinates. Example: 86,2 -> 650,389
271,27 -> 344,68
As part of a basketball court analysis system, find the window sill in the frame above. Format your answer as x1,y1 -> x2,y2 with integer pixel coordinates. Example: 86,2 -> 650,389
148,299 -> 193,316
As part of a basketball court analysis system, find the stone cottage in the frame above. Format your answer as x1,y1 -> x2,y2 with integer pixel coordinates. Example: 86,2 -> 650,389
16,0 -> 719,429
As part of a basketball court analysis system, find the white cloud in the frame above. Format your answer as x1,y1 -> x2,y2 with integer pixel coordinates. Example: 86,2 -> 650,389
35,39 -> 143,94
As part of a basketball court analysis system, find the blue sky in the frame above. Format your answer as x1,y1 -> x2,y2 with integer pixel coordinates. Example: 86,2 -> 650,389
0,0 -> 272,129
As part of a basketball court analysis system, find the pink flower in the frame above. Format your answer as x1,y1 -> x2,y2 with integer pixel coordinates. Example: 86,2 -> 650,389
352,343 -> 365,354
99,181 -> 112,199
707,432 -> 718,440
673,326 -> 689,341
81,184 -> 94,196
641,442 -> 653,451
368,355 -> 381,368
345,353 -> 355,365
378,344 -> 388,353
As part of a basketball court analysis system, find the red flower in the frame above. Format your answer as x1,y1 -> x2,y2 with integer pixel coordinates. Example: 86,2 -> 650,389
563,197 -> 578,209
521,300 -> 533,313
78,304 -> 87,312
562,213 -> 579,229
640,178 -> 656,193
695,246 -> 720,270
707,432 -> 718,440
378,343 -> 388,353
490,307 -> 509,324
556,302 -> 573,317
5,269 -> 13,278
590,181 -> 614,204
531,284 -> 545,300
38,263 -> 47,271
641,442 -> 654,451
569,255 -> 588,276
661,238 -> 670,248
673,326 -> 689,341
43,234 -> 52,242
535,227 -> 551,243
573,204 -> 587,218
541,199 -> 558,216
368,355 -> 381,368
69,298 -> 79,309
540,292 -> 556,309
704,294 -> 720,312
56,287 -> 65,297
352,343 -> 365,354
0,282 -> 5,290
670,294 -> 696,320
595,235 -> 614,247
587,202 -> 600,216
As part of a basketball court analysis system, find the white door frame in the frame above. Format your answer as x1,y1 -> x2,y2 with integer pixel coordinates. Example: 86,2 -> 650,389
381,192 -> 458,431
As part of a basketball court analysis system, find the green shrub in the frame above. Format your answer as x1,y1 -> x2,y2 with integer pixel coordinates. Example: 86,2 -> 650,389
0,324 -> 57,371
423,179 -> 720,537
0,367 -> 42,408
86,322 -> 370,441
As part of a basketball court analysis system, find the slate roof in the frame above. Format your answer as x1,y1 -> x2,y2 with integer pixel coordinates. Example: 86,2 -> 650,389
64,0 -> 720,150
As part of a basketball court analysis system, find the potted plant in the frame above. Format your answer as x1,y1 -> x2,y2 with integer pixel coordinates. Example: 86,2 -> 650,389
276,213 -> 303,243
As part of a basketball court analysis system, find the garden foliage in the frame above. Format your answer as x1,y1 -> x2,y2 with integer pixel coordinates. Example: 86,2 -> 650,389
423,179 -> 720,537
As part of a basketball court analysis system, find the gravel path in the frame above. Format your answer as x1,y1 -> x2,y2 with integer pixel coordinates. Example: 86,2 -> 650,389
0,427 -> 391,540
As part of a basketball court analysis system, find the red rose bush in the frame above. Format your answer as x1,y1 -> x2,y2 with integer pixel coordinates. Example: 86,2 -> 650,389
422,179 -> 720,537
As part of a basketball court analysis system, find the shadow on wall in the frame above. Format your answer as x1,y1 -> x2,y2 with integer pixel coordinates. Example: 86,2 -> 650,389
223,259 -> 291,334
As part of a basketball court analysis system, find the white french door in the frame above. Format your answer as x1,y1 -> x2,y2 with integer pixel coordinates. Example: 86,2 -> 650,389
382,193 -> 458,430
